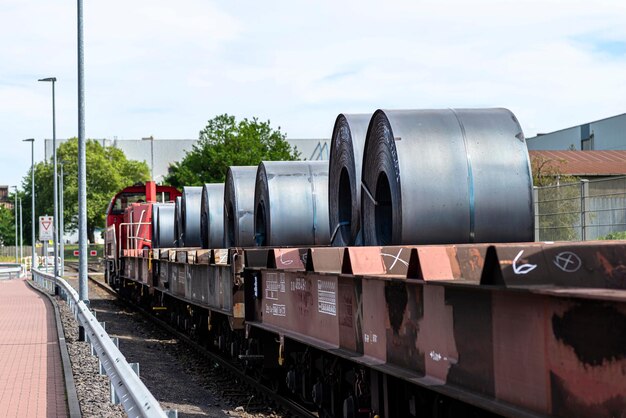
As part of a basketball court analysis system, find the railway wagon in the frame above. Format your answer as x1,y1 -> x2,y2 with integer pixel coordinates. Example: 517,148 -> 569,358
113,241 -> 626,418
106,108 -> 626,417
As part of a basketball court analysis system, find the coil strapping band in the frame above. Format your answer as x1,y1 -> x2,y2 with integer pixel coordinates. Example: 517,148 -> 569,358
361,182 -> 378,206
330,221 -> 350,244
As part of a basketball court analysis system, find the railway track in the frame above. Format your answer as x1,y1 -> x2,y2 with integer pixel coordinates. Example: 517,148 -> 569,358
64,262 -> 316,418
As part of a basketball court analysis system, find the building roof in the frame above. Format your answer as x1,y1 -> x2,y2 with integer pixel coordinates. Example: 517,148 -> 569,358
534,113 -> 626,136
529,150 -> 626,176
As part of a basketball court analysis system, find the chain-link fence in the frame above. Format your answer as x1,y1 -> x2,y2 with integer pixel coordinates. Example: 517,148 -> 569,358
535,176 -> 626,241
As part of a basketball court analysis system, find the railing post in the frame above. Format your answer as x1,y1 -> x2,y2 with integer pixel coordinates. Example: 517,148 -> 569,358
78,326 -> 86,342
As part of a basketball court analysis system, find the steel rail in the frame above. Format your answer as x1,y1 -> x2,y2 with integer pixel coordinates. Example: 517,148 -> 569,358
32,269 -> 168,418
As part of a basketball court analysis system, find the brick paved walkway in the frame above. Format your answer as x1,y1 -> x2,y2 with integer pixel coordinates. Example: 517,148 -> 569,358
0,278 -> 68,417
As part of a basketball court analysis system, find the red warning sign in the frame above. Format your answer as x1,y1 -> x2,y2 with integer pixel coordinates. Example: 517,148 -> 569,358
73,250 -> 79,256
90,250 -> 97,256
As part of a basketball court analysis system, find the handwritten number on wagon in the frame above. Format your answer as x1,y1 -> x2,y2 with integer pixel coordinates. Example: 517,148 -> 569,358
512,250 -> 537,275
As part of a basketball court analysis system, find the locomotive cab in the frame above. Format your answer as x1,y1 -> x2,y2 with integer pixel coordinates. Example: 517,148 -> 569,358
104,181 -> 181,287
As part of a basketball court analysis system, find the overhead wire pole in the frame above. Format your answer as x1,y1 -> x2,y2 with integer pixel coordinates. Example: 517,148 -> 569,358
77,0 -> 88,303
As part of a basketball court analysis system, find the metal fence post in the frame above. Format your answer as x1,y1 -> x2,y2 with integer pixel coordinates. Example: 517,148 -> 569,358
533,186 -> 539,241
581,179 -> 589,241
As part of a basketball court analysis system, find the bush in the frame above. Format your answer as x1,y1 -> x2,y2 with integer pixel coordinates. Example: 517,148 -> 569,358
598,231 -> 626,240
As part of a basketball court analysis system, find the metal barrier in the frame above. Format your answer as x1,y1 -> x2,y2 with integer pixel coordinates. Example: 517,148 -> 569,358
0,263 -> 23,279
32,269 -> 173,418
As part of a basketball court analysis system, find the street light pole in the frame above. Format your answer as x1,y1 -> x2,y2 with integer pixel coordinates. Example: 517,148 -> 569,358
23,138 -> 35,271
13,186 -> 18,263
20,197 -> 24,263
77,0 -> 89,303
39,77 -> 59,285
60,162 -> 65,276
19,198 -> 23,263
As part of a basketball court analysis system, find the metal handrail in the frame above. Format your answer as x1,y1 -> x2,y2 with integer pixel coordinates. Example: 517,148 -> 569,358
32,269 -> 167,418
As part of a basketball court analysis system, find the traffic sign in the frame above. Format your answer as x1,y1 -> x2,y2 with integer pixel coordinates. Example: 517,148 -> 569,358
39,216 -> 54,241
73,250 -> 98,256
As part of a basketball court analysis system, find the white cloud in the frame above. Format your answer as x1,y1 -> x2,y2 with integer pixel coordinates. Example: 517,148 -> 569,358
1,0 -> 625,188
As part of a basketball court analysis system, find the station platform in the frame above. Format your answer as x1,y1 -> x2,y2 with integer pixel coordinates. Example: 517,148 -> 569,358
0,277 -> 70,417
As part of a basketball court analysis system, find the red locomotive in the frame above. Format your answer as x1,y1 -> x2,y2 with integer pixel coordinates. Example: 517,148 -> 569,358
105,181 -> 181,281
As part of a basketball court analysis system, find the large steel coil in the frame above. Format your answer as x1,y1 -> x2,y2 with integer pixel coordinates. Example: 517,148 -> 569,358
361,108 -> 534,246
200,183 -> 225,249
180,186 -> 203,248
174,196 -> 183,247
254,161 -> 330,247
224,166 -> 257,247
151,203 -> 176,248
328,113 -> 371,246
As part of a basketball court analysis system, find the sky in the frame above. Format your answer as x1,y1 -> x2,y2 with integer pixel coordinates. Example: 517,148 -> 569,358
1,0 -> 625,189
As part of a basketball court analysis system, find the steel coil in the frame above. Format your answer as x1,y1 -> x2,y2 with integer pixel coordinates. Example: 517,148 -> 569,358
328,113 -> 371,246
151,203 -> 176,248
174,196 -> 183,247
224,166 -> 258,247
254,161 -> 330,247
200,183 -> 225,249
361,108 -> 533,245
180,186 -> 203,248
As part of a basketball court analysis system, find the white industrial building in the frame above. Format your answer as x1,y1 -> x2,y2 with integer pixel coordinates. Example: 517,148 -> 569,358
44,137 -> 329,183
526,113 -> 626,151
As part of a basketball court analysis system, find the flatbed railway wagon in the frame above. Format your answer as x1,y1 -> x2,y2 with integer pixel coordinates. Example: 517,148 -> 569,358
106,108 -> 626,418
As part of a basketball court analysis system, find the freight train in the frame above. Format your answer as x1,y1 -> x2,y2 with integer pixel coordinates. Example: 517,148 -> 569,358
105,108 -> 626,418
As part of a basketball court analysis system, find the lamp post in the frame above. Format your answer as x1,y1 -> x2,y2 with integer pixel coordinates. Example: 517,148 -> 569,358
13,186 -> 18,263
78,0 -> 89,303
60,161 -> 65,276
23,138 -> 35,271
39,77 -> 59,284
19,198 -> 23,263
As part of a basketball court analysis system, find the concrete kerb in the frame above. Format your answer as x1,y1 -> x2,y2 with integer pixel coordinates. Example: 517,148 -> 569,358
27,279 -> 82,418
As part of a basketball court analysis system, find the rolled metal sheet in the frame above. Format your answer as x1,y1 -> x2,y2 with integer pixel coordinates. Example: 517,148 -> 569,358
200,183 -> 225,249
224,166 -> 257,247
328,113 -> 371,246
151,204 -> 160,248
254,161 -> 330,247
361,108 -> 534,246
180,186 -> 203,248
174,196 -> 183,247
151,203 -> 176,248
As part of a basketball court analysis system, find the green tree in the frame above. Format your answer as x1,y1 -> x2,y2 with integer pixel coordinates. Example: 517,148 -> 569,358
0,205 -> 16,246
165,114 -> 300,186
20,138 -> 150,244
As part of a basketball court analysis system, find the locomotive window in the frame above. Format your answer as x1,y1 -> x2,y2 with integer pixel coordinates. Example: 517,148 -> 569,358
157,192 -> 171,203
111,192 -> 146,214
